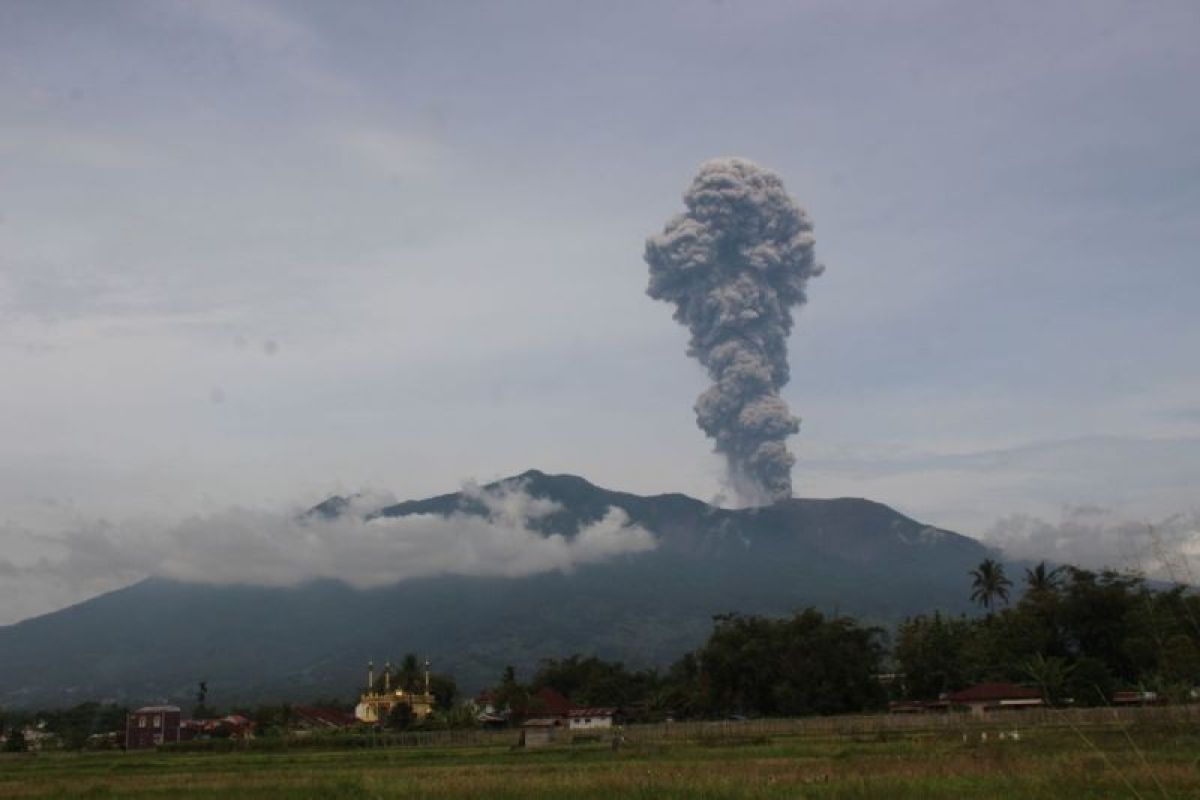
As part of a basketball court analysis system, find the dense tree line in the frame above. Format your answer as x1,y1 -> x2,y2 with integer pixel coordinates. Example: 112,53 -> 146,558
896,562 -> 1200,704
485,562 -> 1198,718
493,608 -> 886,721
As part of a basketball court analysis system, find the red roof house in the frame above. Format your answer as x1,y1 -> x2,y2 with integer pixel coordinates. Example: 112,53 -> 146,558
567,707 -> 618,731
292,706 -> 358,730
530,687 -> 571,716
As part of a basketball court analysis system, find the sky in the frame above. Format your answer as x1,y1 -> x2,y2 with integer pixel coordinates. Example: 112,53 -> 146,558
2,0 -> 1199,623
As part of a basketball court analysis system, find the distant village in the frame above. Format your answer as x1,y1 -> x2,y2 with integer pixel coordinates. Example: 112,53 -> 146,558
0,662 -> 1171,755
3,560 -> 1198,754
1,657 -> 626,753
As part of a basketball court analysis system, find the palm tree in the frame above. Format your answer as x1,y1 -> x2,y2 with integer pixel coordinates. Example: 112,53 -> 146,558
969,558 -> 1013,611
1024,561 -> 1063,595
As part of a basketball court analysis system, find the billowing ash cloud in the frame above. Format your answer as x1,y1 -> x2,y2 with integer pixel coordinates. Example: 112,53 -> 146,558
645,158 -> 823,504
0,481 -> 656,608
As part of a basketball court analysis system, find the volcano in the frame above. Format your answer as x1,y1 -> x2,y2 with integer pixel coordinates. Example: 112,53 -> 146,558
0,470 -> 990,708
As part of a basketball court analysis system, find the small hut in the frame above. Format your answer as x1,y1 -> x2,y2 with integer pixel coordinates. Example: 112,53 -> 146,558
519,717 -> 564,748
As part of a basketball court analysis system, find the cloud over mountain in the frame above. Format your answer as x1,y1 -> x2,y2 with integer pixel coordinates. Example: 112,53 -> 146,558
0,480 -> 656,598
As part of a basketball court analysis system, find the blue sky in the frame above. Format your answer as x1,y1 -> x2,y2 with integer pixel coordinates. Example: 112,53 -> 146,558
2,0 -> 1198,621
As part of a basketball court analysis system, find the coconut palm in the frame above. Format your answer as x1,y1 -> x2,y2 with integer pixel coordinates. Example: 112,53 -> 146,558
1024,561 -> 1063,595
969,558 -> 1013,611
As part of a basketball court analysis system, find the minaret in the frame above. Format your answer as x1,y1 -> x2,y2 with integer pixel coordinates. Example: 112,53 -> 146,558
367,661 -> 374,693
384,661 -> 392,692
424,659 -> 432,696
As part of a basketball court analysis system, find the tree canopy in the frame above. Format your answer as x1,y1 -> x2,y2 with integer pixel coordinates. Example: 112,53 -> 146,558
969,558 -> 1013,611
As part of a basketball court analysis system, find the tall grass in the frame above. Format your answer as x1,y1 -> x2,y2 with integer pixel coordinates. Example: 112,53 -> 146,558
2,713 -> 1197,798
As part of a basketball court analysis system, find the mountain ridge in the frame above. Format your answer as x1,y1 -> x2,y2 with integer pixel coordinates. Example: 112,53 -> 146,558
0,470 -> 992,709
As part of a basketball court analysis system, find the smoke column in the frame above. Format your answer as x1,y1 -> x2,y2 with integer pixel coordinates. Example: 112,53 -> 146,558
644,158 -> 823,504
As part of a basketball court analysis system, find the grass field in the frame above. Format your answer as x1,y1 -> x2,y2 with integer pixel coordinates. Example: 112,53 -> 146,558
3,718 -> 1199,798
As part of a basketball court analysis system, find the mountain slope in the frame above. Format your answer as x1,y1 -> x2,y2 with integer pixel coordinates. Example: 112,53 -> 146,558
0,471 -> 991,708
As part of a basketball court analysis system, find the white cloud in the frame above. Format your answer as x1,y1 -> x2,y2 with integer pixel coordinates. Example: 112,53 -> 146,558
986,507 -> 1200,580
0,481 -> 656,617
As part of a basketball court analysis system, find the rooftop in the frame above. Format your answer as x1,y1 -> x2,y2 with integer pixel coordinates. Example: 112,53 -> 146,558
947,683 -> 1042,703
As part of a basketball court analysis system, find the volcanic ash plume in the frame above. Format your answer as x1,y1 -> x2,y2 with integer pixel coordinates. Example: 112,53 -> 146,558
644,158 -> 823,504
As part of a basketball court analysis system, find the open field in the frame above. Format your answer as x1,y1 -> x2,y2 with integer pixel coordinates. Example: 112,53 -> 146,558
3,713 -> 1199,798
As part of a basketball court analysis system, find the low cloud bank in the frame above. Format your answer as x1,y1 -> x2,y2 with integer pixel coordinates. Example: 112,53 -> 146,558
987,507 -> 1200,580
2,481 -> 657,601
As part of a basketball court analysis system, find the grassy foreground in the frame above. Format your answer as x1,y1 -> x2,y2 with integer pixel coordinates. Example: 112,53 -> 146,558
2,723 -> 1199,798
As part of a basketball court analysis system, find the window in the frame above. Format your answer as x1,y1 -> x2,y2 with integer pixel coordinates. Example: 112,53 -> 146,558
153,715 -> 162,727
139,716 -> 147,728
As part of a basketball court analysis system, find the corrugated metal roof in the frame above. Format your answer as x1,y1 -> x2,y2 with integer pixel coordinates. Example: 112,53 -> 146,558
522,717 -> 563,727
568,707 -> 617,717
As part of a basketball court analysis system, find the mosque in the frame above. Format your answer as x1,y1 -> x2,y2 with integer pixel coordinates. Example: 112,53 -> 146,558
354,659 -> 436,724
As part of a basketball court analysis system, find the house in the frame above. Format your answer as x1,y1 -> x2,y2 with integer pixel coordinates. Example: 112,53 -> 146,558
291,706 -> 358,731
519,717 -> 565,748
525,687 -> 571,718
221,714 -> 255,738
474,685 -> 572,726
888,699 -> 950,714
1113,691 -> 1160,706
471,689 -> 499,716
126,705 -> 182,749
470,690 -> 508,727
1,722 -> 57,752
179,714 -> 255,741
179,719 -> 206,741
889,700 -> 929,714
947,683 -> 1044,716
568,707 -> 618,731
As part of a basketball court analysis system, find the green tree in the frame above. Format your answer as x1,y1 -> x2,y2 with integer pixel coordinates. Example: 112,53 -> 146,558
894,612 -> 973,699
970,558 -> 1013,612
4,728 -> 27,753
1067,656 -> 1116,706
691,609 -> 885,717
192,680 -> 215,719
493,665 -> 529,716
398,654 -> 420,691
531,655 -> 657,708
39,702 -> 128,751
386,702 -> 413,731
429,673 -> 458,710
1021,653 -> 1073,705
1058,568 -> 1142,681
1024,562 -> 1062,595
251,705 -> 286,737
658,652 -> 703,719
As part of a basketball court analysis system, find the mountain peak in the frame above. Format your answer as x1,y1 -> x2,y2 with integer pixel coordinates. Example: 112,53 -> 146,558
2,471 -> 991,709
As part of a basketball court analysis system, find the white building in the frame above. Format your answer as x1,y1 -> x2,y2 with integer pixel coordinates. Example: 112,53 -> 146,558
567,707 -> 617,731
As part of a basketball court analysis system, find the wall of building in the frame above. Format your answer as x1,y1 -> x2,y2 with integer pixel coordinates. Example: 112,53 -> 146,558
125,708 -> 181,749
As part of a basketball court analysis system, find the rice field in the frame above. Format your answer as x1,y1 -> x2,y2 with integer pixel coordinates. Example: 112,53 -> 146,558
2,714 -> 1199,798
